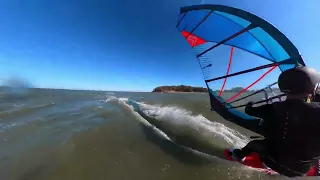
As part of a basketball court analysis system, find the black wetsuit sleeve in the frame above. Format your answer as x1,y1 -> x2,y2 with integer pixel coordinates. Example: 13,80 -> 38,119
245,104 -> 273,120
244,103 -> 274,136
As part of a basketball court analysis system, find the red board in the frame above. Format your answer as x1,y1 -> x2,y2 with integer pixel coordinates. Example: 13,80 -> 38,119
224,149 -> 277,175
224,149 -> 319,176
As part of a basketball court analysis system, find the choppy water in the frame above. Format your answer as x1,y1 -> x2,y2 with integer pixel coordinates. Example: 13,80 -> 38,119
0,88 -> 307,180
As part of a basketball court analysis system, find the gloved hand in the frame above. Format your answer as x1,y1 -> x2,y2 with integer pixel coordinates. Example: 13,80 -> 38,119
245,101 -> 254,112
246,101 -> 254,107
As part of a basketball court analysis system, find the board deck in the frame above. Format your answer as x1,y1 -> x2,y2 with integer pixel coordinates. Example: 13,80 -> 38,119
223,149 -> 277,175
224,149 -> 320,176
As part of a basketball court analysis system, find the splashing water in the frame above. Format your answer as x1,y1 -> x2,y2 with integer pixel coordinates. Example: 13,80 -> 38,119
105,96 -> 249,158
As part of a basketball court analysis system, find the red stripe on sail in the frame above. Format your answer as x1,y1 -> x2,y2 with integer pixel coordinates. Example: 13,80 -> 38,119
182,30 -> 206,47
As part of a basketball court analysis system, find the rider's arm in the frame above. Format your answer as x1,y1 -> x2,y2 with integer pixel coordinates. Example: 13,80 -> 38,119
242,102 -> 274,136
245,102 -> 273,120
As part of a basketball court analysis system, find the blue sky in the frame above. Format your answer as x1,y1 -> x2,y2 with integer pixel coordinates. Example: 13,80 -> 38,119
0,0 -> 319,91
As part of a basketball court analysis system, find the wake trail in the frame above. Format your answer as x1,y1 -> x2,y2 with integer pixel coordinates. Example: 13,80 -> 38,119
104,96 -> 249,158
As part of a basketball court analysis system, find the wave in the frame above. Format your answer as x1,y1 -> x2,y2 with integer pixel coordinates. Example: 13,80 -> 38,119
105,96 -> 249,159
0,102 -> 57,131
0,103 -> 55,118
103,96 -> 118,103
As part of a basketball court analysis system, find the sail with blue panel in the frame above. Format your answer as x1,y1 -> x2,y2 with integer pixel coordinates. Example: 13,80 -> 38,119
176,5 -> 305,134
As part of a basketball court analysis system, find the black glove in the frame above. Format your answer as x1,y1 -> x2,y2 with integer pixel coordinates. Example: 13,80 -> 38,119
245,101 -> 254,112
246,101 -> 254,107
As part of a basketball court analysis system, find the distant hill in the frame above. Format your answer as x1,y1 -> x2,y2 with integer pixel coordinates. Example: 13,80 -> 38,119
152,85 -> 207,93
152,86 -> 247,93
152,85 -> 280,93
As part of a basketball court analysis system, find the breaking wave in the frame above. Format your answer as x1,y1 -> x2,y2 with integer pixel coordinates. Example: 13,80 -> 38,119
105,96 -> 249,158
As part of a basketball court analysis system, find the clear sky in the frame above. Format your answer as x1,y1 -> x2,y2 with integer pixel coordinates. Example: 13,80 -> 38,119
0,0 -> 319,91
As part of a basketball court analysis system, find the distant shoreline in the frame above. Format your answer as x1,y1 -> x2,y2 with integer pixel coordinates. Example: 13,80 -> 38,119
152,85 -> 208,93
159,91 -> 207,94
152,85 -> 280,93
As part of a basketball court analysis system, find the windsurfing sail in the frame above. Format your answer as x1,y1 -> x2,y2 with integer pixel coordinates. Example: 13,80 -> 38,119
176,5 -> 306,134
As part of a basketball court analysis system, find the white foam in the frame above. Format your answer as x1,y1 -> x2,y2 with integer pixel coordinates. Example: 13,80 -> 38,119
103,96 -> 118,103
107,97 -> 225,160
115,97 -> 172,141
105,97 -> 249,149
135,101 -> 249,148
32,103 -> 55,108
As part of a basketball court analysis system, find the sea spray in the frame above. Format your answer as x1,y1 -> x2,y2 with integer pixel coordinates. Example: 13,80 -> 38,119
105,97 -> 249,158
